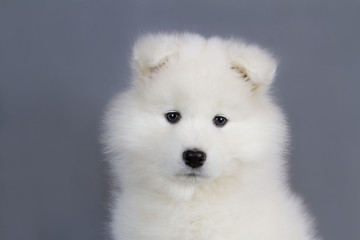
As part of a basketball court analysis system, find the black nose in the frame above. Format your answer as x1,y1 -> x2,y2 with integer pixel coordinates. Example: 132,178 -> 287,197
182,149 -> 206,168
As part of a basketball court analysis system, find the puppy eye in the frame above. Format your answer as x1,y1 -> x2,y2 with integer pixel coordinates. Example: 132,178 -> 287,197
213,115 -> 228,127
165,111 -> 181,124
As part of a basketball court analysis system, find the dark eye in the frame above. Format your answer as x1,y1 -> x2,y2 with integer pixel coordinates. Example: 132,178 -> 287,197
165,111 -> 181,124
213,115 -> 228,127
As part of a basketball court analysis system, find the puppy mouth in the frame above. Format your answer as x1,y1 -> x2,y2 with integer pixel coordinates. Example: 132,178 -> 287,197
184,173 -> 198,177
175,169 -> 206,181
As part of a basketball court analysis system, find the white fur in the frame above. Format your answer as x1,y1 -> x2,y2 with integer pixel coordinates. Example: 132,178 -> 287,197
102,33 -> 319,240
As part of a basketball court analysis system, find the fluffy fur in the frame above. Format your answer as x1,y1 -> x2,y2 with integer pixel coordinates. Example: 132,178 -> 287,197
102,33 -> 319,240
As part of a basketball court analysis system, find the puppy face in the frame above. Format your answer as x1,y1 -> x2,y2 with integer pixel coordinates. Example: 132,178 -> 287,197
104,33 -> 285,191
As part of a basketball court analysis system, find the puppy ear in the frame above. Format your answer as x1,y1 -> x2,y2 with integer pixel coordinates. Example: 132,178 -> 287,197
132,33 -> 179,78
228,41 -> 277,93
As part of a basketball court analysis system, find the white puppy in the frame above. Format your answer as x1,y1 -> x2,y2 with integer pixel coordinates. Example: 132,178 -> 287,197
102,33 -> 319,240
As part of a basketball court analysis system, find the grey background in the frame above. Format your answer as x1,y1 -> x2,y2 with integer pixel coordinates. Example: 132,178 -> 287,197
0,0 -> 359,239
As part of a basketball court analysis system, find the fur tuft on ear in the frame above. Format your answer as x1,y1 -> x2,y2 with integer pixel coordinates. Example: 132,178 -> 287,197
132,33 -> 180,77
227,41 -> 278,92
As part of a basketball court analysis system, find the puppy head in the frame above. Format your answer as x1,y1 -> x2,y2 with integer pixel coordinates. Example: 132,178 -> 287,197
104,33 -> 287,197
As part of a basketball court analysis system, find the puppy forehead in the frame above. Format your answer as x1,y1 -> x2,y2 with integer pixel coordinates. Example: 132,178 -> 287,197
144,75 -> 248,116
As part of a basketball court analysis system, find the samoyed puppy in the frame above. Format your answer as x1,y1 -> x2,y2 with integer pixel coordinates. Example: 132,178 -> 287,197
102,32 -> 319,240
